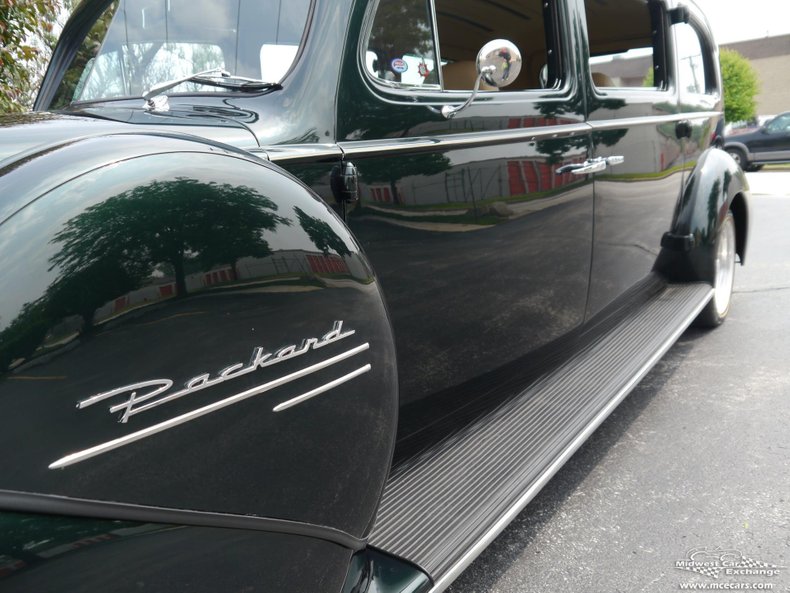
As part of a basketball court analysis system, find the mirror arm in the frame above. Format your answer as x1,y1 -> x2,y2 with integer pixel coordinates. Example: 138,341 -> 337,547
441,65 -> 496,120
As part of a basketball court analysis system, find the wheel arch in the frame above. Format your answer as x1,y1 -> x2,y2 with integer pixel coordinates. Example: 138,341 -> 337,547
723,140 -> 751,162
656,147 -> 750,282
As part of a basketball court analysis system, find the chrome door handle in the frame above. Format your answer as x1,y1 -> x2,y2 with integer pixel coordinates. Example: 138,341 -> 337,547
556,156 -> 625,175
556,158 -> 607,175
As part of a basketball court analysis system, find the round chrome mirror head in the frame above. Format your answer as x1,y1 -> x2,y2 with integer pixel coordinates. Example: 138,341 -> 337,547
477,39 -> 522,88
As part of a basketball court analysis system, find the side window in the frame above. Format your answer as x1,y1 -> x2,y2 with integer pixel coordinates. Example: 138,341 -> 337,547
675,23 -> 706,95
434,0 -> 560,91
765,114 -> 790,134
365,0 -> 441,89
364,0 -> 560,92
585,0 -> 665,90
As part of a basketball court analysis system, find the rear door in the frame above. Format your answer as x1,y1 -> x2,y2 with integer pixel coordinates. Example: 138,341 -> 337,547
336,0 -> 595,452
581,0 -> 684,317
674,6 -> 725,178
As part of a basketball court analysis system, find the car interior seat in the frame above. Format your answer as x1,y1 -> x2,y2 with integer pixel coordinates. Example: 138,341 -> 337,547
591,71 -> 616,87
442,61 -> 499,91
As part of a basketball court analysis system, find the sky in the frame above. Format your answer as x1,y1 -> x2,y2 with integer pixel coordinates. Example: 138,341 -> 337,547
691,0 -> 790,44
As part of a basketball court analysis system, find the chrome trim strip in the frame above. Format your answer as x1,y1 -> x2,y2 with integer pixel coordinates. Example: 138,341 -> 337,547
0,489 -> 366,550
253,144 -> 343,163
273,364 -> 372,412
426,288 -> 713,593
337,123 -> 590,158
255,111 -> 722,162
588,111 -> 721,132
682,111 -> 724,120
254,112 -> 721,163
49,343 -> 370,469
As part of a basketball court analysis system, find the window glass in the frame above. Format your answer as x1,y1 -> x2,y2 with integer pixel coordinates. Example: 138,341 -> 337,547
766,114 -> 790,134
675,23 -> 706,94
434,0 -> 557,91
52,0 -> 310,108
585,0 -> 661,89
365,0 -> 440,89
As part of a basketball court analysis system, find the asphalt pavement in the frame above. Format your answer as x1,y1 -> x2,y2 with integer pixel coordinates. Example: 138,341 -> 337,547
448,171 -> 790,593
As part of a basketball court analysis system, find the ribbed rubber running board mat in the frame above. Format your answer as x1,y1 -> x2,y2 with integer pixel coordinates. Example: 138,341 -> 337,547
369,283 -> 713,588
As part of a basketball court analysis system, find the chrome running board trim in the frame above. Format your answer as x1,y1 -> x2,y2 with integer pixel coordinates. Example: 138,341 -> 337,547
369,283 -> 714,589
427,287 -> 712,593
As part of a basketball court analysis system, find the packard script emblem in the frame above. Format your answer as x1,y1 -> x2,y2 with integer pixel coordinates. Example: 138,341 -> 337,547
78,320 -> 357,423
49,321 -> 370,469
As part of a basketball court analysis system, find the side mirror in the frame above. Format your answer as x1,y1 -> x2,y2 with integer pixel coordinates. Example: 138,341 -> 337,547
441,39 -> 522,119
477,39 -> 523,89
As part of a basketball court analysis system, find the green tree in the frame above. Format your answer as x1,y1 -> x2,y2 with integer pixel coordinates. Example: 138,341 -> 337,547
294,207 -> 351,257
368,0 -> 435,85
0,0 -> 62,112
0,177 -> 291,370
49,177 -> 290,309
720,48 -> 759,123
643,67 -> 654,88
358,153 -> 451,205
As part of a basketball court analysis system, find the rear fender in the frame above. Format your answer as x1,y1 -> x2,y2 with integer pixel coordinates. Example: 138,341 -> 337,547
0,133 -> 397,541
656,147 -> 750,282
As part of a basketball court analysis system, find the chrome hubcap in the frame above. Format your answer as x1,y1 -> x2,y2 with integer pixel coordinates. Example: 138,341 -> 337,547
714,216 -> 736,317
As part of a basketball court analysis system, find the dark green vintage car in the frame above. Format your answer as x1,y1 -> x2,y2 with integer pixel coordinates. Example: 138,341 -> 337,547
0,0 -> 748,591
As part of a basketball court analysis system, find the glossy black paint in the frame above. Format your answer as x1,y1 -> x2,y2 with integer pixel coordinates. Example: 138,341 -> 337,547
656,147 -> 749,282
0,509 -> 353,593
656,1 -> 748,283
582,2 -> 684,318
336,0 -> 595,446
342,548 -> 432,593
36,0 -> 353,150
0,109 -> 257,165
0,129 -> 397,539
0,0 -> 751,590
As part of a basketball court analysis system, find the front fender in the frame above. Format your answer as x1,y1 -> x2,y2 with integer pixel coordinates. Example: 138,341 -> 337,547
656,147 -> 750,282
0,132 -> 397,541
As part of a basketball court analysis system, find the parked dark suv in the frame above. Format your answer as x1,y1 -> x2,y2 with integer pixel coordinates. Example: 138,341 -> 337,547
726,111 -> 790,171
0,0 -> 748,591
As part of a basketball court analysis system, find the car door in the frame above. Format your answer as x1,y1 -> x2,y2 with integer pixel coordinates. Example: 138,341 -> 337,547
581,0 -> 685,317
750,113 -> 790,162
336,0 -> 595,455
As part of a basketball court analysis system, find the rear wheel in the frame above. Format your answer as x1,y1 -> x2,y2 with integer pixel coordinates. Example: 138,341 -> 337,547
695,212 -> 736,328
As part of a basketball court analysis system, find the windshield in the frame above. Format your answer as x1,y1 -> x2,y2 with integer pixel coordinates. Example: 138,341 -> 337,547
52,0 -> 310,109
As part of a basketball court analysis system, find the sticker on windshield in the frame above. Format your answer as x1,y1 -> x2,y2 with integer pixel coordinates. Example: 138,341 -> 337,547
391,58 -> 408,74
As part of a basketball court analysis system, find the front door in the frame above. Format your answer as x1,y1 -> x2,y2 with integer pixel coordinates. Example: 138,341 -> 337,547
336,0 -> 595,454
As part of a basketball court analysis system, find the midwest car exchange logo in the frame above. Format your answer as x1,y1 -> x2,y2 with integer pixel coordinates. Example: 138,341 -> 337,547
674,548 -> 783,579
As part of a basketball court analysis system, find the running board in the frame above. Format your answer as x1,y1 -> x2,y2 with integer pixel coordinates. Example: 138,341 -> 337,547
369,283 -> 713,591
